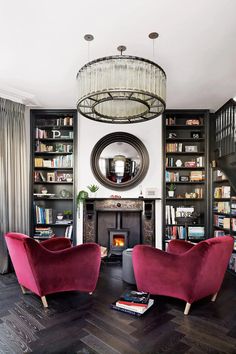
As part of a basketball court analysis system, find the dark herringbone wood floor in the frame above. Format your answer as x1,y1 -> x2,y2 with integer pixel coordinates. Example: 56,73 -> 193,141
0,262 -> 236,354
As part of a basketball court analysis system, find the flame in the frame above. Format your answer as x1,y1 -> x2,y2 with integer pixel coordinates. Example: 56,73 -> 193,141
113,236 -> 125,247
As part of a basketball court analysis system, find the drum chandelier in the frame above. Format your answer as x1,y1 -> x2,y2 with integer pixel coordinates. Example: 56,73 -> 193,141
76,33 -> 166,124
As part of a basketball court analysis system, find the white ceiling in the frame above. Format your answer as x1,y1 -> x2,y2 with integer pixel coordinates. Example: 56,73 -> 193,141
0,0 -> 236,112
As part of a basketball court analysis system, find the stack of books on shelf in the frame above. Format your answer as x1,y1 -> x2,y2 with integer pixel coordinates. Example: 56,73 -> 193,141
34,227 -> 54,238
190,170 -> 204,181
111,290 -> 154,317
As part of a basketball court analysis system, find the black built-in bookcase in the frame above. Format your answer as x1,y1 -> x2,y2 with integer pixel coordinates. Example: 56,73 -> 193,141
162,109 -> 210,250
30,109 -> 77,244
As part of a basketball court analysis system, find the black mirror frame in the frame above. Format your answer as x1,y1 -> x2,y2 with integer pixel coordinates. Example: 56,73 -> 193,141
90,132 -> 149,190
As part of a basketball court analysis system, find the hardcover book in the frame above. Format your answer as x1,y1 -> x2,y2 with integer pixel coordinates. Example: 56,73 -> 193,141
111,299 -> 154,317
119,290 -> 150,304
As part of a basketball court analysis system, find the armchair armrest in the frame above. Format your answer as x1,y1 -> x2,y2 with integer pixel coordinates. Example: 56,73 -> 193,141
40,237 -> 72,251
167,239 -> 195,255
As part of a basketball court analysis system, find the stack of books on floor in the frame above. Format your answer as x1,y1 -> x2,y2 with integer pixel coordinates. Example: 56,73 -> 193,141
111,290 -> 154,317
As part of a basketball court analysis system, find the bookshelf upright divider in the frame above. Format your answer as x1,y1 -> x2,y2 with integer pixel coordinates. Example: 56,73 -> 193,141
212,168 -> 236,273
163,109 -> 210,250
30,109 -> 77,243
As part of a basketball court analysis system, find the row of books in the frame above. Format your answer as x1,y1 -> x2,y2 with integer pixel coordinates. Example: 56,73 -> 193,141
166,143 -> 184,152
36,117 -> 73,127
165,225 -> 205,240
165,226 -> 187,240
213,201 -> 230,214
65,225 -> 73,239
166,157 -> 204,168
165,171 -> 180,182
166,205 -> 198,224
35,205 -> 53,224
34,156 -> 73,168
111,290 -> 154,317
35,127 -> 73,139
34,171 -> 73,183
166,117 -> 176,125
214,186 -> 231,199
35,142 -> 73,153
214,215 -> 230,229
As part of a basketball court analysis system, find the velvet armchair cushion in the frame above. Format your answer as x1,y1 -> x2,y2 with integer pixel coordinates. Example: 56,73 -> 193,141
133,236 -> 234,305
5,233 -> 101,298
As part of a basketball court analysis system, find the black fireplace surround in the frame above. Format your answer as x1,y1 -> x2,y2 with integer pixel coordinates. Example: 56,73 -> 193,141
83,198 -> 156,251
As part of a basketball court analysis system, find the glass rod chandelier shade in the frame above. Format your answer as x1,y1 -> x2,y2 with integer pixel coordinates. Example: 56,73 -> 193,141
76,55 -> 166,123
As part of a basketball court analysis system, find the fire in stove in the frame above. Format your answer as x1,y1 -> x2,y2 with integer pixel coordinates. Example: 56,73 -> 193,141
108,229 -> 129,256
113,235 -> 125,247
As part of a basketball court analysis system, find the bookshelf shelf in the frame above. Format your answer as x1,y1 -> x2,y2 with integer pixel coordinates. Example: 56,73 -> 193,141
163,109 -> 209,249
30,109 -> 77,242
166,167 -> 205,170
166,152 -> 205,155
166,198 -> 204,201
34,152 -> 73,155
166,125 -> 204,129
34,181 -> 73,185
166,181 -> 205,185
34,167 -> 73,170
166,138 -> 204,142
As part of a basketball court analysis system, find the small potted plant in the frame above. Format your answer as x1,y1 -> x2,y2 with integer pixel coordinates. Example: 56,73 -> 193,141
63,210 -> 72,220
87,184 -> 99,198
168,183 -> 176,198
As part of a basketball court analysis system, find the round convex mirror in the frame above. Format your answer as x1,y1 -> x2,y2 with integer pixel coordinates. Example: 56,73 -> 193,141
91,132 -> 149,190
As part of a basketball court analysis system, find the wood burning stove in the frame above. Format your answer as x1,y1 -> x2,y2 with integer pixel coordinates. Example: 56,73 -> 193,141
108,212 -> 129,256
108,229 -> 129,255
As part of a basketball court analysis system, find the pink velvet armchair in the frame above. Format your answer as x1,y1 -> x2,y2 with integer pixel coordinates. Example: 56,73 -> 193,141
5,232 -> 101,307
133,236 -> 234,315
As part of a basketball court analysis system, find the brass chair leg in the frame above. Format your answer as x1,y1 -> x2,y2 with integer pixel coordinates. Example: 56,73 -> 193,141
20,285 -> 27,294
184,302 -> 191,315
211,292 -> 218,302
41,296 -> 48,308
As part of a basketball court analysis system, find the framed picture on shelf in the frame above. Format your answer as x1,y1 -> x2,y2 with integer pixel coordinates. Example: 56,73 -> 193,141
180,176 -> 189,182
185,145 -> 198,152
188,226 -> 205,238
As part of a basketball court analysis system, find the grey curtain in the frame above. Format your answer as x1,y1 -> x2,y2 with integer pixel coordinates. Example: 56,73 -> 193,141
0,98 -> 29,273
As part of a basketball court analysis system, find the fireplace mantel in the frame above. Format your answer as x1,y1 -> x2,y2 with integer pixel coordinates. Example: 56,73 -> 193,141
83,198 -> 157,246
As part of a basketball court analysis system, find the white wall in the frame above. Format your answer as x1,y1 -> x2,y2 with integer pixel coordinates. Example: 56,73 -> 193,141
77,115 -> 163,248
